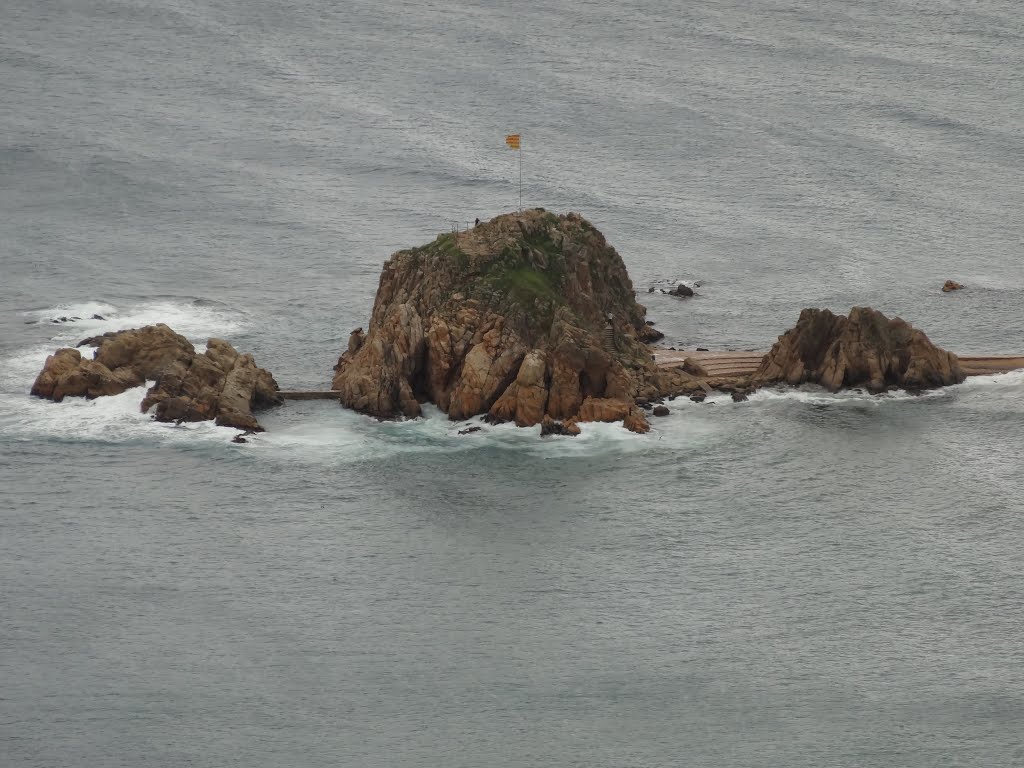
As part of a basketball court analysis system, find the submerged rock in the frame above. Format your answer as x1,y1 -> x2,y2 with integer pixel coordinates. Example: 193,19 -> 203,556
669,283 -> 694,298
638,325 -> 665,343
332,210 -> 692,432
540,416 -> 581,437
753,307 -> 965,393
32,323 -> 282,431
942,280 -> 964,292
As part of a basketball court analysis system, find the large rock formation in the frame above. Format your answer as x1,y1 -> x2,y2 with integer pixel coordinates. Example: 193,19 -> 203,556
31,323 -> 282,430
333,210 -> 692,432
753,307 -> 965,393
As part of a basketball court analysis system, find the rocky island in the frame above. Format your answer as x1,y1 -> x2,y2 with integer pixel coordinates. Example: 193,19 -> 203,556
332,209 -> 699,433
27,211 -> 984,438
753,307 -> 965,393
31,324 -> 281,431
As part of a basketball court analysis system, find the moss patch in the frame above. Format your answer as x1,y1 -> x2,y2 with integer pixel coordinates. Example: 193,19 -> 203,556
492,266 -> 561,304
429,233 -> 469,273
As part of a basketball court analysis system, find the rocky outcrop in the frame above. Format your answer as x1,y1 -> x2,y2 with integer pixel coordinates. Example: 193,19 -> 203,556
678,357 -> 708,377
30,348 -> 144,401
637,324 -> 665,343
753,307 -> 965,393
942,280 -> 964,292
669,283 -> 694,298
140,338 -> 281,430
540,416 -> 581,437
333,210 -> 689,430
576,397 -> 651,434
31,323 -> 282,430
79,324 -> 197,379
32,324 -> 195,402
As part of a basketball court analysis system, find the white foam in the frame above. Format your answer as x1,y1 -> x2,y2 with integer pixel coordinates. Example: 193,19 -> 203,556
0,345 -> 60,392
2,297 -> 254,446
953,368 -> 1024,391
5,298 -> 247,392
253,403 -> 724,464
744,384 -> 949,407
648,277 -> 700,293
22,298 -> 245,347
0,384 -> 232,447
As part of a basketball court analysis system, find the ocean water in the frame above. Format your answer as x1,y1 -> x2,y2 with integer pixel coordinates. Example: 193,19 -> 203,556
2,1 -> 1024,766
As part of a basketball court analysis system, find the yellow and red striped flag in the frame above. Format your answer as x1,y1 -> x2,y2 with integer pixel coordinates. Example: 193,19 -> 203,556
505,134 -> 521,150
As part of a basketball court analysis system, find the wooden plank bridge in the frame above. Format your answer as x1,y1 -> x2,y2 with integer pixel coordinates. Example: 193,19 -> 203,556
653,350 -> 1024,378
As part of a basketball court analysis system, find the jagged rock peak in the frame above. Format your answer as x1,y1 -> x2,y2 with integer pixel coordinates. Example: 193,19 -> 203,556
333,209 -> 693,430
753,307 -> 965,393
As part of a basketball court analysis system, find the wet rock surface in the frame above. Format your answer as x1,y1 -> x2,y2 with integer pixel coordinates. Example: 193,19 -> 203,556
32,323 -> 282,431
332,210 -> 690,431
753,307 -> 965,393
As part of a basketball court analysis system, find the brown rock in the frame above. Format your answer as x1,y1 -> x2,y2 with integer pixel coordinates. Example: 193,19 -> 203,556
942,280 -> 964,292
347,328 -> 366,355
576,396 -> 650,434
31,348 -> 84,400
669,283 -> 694,298
31,347 -> 145,401
333,211 -> 665,432
143,339 -> 282,431
540,415 -> 580,437
447,323 -> 525,420
679,358 -> 708,377
576,396 -> 632,422
89,323 -> 196,380
489,349 -> 548,426
32,324 -> 282,431
754,307 -> 965,393
622,409 -> 651,434
637,325 -> 665,343
652,404 -> 670,416
332,303 -> 425,419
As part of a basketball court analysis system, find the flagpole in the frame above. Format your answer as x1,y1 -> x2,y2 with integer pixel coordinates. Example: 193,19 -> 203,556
505,133 -> 522,211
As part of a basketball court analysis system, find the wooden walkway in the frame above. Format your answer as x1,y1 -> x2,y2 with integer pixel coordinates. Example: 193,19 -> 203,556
654,350 -> 1024,378
279,390 -> 341,400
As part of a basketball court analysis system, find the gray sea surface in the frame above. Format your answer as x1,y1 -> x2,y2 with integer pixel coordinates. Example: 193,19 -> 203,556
2,1 -> 1024,766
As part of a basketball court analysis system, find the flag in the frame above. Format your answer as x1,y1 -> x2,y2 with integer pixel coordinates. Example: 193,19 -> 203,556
505,134 -> 521,149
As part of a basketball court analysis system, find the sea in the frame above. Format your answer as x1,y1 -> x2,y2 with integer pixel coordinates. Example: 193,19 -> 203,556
2,1 -> 1023,766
